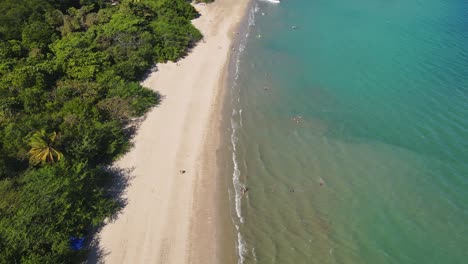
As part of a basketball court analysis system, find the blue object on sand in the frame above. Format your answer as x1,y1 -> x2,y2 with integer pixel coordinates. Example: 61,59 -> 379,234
70,236 -> 85,250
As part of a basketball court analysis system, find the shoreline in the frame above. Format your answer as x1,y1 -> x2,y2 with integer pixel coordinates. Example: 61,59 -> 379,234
189,1 -> 254,262
90,0 -> 250,263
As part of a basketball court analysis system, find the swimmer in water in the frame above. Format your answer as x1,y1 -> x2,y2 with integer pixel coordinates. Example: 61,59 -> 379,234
292,116 -> 303,124
241,186 -> 249,194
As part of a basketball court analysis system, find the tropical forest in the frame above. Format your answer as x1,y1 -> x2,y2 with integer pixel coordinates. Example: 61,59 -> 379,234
0,0 -> 208,262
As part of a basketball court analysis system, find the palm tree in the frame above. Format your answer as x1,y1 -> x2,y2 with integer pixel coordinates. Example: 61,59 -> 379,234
28,130 -> 63,164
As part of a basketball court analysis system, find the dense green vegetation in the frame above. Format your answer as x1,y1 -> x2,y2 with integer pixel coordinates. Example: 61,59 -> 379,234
0,0 -> 203,262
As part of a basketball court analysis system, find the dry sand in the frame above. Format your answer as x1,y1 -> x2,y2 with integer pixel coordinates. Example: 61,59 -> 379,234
90,0 -> 249,263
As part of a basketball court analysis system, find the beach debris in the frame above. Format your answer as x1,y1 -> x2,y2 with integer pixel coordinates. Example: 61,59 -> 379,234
241,186 -> 249,194
257,34 -> 262,39
70,236 -> 85,250
179,170 -> 186,174
263,86 -> 269,91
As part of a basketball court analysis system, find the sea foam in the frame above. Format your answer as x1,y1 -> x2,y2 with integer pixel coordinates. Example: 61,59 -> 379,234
228,2 -> 263,263
259,0 -> 280,4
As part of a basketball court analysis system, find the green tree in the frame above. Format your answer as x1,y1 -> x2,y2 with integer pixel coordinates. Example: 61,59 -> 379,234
21,21 -> 56,50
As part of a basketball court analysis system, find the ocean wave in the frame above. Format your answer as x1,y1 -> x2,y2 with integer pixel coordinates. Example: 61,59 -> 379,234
228,3 -> 259,264
248,4 -> 256,27
233,157 -> 243,223
236,225 -> 247,264
259,0 -> 280,4
234,42 -> 245,81
239,109 -> 243,127
230,108 -> 244,223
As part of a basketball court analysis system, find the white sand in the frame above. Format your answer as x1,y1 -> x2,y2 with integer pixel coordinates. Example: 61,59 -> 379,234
91,0 -> 249,263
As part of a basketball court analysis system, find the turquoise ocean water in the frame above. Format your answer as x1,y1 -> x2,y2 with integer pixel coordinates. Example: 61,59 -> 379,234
227,0 -> 468,263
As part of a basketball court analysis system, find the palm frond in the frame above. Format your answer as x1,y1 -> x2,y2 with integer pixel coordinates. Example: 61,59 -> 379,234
28,130 -> 64,164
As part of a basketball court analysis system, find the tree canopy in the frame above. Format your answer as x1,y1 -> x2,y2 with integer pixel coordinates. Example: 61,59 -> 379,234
0,0 -> 204,262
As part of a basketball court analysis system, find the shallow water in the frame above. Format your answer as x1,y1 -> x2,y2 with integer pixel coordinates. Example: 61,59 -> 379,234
227,0 -> 468,263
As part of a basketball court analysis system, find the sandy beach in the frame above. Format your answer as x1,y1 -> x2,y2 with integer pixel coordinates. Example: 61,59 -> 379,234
90,0 -> 249,263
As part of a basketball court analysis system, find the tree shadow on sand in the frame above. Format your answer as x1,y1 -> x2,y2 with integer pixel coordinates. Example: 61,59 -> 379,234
87,91 -> 165,263
86,166 -> 135,264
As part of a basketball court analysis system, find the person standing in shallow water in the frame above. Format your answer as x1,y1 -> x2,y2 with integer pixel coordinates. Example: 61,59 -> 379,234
241,186 -> 249,194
